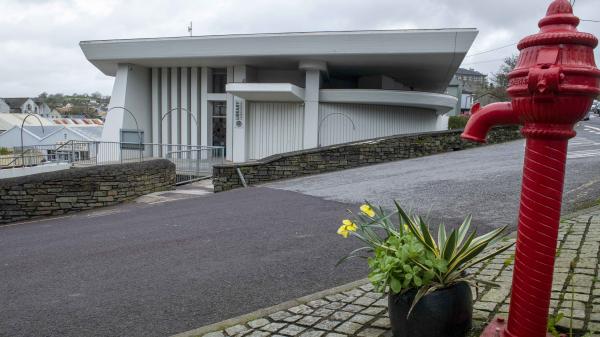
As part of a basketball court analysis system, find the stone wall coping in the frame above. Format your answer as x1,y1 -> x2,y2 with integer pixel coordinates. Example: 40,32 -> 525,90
214,128 -> 495,168
0,159 -> 174,187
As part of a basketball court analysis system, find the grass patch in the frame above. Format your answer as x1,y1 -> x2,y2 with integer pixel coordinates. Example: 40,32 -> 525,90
448,115 -> 470,130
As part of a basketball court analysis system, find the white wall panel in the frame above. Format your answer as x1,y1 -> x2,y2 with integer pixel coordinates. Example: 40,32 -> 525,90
247,102 -> 304,160
151,68 -> 160,146
160,68 -> 170,145
318,103 -> 438,147
190,68 -> 200,146
181,67 -> 190,146
200,67 -> 209,147
170,67 -> 180,145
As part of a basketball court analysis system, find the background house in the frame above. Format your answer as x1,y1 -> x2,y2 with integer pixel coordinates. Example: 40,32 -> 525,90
0,98 -> 51,115
444,76 -> 463,116
454,68 -> 487,113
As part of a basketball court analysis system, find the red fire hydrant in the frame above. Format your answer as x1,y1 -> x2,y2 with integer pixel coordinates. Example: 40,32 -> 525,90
461,1 -> 600,337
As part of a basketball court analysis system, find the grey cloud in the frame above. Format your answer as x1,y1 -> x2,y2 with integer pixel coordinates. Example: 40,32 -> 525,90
0,0 -> 598,96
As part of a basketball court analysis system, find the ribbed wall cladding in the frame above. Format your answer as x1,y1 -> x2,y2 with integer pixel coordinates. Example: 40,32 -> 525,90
318,103 -> 438,147
247,102 -> 304,160
151,67 -> 201,146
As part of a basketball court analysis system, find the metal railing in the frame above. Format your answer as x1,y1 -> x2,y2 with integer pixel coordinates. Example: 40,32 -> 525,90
0,141 -> 225,184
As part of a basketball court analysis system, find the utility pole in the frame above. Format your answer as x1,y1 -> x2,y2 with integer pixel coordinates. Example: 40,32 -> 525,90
187,22 -> 193,37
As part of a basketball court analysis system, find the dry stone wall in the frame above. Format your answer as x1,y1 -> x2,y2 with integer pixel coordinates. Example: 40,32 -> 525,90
0,159 -> 175,224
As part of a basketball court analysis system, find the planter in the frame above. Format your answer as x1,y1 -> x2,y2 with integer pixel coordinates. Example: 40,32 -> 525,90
388,281 -> 473,337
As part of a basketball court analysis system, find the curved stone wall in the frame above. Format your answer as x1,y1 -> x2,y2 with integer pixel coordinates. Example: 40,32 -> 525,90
213,126 -> 521,192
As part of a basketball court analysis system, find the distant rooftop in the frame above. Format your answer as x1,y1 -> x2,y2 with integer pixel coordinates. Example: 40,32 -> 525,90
1,98 -> 46,108
20,125 -> 103,141
456,68 -> 486,77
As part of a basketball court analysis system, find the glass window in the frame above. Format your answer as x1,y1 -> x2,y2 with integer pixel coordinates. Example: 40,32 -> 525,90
211,69 -> 227,93
212,102 -> 226,148
120,129 -> 145,149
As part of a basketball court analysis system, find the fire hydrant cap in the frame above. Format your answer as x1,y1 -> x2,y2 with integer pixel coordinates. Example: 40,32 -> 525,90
517,0 -> 598,50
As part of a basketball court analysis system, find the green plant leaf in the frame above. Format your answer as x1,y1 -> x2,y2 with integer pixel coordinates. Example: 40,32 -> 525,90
447,231 -> 477,270
390,277 -> 402,293
458,242 -> 515,274
336,246 -> 374,266
456,215 -> 472,247
442,229 -> 458,261
418,216 -> 438,254
407,285 -> 441,318
437,224 -> 447,253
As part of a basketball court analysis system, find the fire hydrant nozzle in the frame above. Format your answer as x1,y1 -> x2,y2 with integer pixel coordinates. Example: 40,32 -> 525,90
461,102 -> 518,143
463,1 -> 600,337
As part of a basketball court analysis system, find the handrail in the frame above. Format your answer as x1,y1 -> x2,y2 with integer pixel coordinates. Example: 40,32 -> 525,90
20,114 -> 45,167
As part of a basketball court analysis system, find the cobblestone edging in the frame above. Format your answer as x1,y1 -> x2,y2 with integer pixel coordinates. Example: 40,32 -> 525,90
174,206 -> 600,337
0,159 -> 175,224
213,126 -> 521,192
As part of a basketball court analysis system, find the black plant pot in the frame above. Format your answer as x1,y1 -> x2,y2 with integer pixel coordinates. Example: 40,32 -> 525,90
388,281 -> 473,337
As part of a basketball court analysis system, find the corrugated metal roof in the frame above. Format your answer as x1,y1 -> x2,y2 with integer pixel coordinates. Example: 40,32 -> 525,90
22,125 -> 64,138
70,126 -> 103,140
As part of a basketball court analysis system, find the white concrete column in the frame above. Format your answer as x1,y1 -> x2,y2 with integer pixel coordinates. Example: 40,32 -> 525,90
303,69 -> 321,149
190,67 -> 199,147
180,67 -> 190,146
231,65 -> 247,163
170,67 -> 180,145
151,68 -> 160,148
161,67 -> 170,146
102,64 -> 152,159
200,67 -> 209,148
225,66 -> 234,161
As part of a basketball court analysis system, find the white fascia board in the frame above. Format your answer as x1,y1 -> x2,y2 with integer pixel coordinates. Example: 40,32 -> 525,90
61,127 -> 94,141
80,29 -> 477,76
319,89 -> 458,114
226,83 -> 305,102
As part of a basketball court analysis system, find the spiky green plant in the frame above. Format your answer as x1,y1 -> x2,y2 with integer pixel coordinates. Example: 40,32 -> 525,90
337,201 -> 514,316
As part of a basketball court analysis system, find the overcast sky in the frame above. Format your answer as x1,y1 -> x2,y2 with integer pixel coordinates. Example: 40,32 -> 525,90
1,0 -> 599,97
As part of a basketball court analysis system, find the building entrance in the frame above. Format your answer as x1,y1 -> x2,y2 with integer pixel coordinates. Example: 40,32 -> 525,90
212,102 -> 226,149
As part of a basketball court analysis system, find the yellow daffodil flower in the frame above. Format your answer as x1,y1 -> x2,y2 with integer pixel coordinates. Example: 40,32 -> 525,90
337,219 -> 358,238
360,204 -> 376,218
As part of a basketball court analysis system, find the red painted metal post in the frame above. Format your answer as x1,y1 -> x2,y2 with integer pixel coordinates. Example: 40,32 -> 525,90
507,136 -> 569,337
461,1 -> 600,337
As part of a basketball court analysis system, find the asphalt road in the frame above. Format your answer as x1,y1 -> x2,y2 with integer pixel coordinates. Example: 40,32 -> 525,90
1,188 -> 365,337
2,118 -> 600,337
268,118 -> 600,233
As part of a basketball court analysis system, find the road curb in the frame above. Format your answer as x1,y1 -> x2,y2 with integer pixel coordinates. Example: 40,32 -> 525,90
563,204 -> 600,220
170,278 -> 369,337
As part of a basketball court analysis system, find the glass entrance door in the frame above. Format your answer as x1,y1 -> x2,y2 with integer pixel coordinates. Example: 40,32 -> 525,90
212,102 -> 226,149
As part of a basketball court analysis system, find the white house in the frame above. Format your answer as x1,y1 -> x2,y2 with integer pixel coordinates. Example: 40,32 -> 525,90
0,98 -> 51,115
80,29 -> 477,163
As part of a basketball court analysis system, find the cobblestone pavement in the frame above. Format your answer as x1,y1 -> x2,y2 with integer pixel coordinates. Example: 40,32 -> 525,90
176,206 -> 600,337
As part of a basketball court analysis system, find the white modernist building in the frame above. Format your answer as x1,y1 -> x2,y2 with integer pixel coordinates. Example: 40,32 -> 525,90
81,29 -> 477,163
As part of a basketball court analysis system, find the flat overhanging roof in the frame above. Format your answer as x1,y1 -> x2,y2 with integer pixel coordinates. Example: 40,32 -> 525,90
226,83 -> 306,102
80,29 -> 478,92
